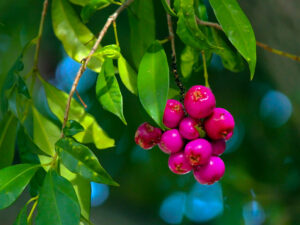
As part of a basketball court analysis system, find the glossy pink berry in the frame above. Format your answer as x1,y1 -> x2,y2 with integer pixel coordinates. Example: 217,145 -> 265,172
179,117 -> 201,140
163,99 -> 185,128
204,108 -> 235,140
184,138 -> 212,166
168,152 -> 193,174
159,129 -> 184,154
193,156 -> 225,185
211,139 -> 226,156
134,122 -> 162,149
184,85 -> 216,119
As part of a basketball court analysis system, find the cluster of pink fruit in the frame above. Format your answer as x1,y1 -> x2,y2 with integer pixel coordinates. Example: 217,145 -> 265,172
134,85 -> 235,185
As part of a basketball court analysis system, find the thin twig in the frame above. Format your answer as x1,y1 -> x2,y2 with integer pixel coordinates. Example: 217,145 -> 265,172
201,51 -> 209,88
60,0 -> 134,137
166,0 -> 185,103
75,90 -> 87,108
196,18 -> 300,62
33,0 -> 49,71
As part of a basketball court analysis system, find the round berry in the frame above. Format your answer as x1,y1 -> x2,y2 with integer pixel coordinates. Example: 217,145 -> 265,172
168,152 -> 193,174
184,139 -> 212,166
204,108 -> 235,140
134,122 -> 162,149
193,156 -> 225,185
179,117 -> 201,140
163,99 -> 185,128
184,85 -> 216,119
211,139 -> 226,156
159,129 -> 184,154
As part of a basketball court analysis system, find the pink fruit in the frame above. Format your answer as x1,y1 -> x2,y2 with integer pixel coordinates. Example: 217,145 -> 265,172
211,139 -> 226,156
184,85 -> 216,119
158,129 -> 184,154
163,99 -> 185,128
134,122 -> 162,149
184,138 -> 212,166
179,117 -> 201,140
204,108 -> 235,140
168,152 -> 193,174
193,156 -> 225,185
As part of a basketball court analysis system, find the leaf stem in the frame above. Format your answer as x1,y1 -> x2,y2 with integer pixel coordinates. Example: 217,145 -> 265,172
196,18 -> 300,63
33,0 -> 49,72
201,51 -> 209,88
166,0 -> 185,103
113,21 -> 120,46
60,0 -> 134,137
27,196 -> 39,224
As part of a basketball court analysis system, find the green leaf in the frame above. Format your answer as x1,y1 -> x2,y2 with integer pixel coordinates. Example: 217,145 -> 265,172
209,0 -> 256,78
41,79 -> 115,149
32,106 -> 60,157
60,165 -> 91,220
93,44 -> 121,60
128,0 -> 155,68
63,120 -> 84,137
0,164 -> 39,209
96,59 -> 127,125
14,204 -> 28,225
56,137 -> 118,186
69,0 -> 90,6
28,168 -> 47,197
137,41 -> 169,128
0,112 -> 18,169
180,45 -> 199,79
36,170 -> 80,225
81,0 -> 111,23
17,75 -> 30,98
52,0 -> 103,72
161,0 -> 177,17
168,88 -> 180,99
117,55 -> 138,95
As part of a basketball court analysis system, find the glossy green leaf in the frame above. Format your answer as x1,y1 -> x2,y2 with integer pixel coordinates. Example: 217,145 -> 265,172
36,170 -> 80,225
0,112 -> 18,168
0,164 -> 39,209
161,0 -> 177,17
63,120 -> 84,137
117,55 -> 137,95
28,168 -> 46,197
93,44 -> 120,60
128,0 -> 155,68
13,204 -> 28,225
69,0 -> 90,6
17,75 -> 30,98
32,106 -> 60,156
96,59 -> 127,125
60,164 -> 91,221
137,41 -> 169,128
180,45 -> 199,79
52,0 -> 103,72
56,137 -> 118,186
81,0 -> 110,23
209,0 -> 256,78
41,79 -> 115,149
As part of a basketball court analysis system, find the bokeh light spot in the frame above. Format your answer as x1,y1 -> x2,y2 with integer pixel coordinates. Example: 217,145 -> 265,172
243,200 -> 265,225
91,182 -> 109,207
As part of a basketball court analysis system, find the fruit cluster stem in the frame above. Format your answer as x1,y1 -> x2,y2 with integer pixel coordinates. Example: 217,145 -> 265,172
60,0 -> 134,137
166,0 -> 186,103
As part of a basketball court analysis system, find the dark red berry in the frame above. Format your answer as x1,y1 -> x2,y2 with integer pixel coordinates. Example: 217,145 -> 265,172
135,122 -> 162,149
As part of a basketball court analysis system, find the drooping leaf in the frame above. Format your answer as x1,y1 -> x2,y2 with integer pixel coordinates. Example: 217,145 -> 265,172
161,0 -> 177,17
41,78 -> 115,149
0,112 -> 18,168
117,55 -> 138,95
52,0 -> 103,72
32,106 -> 60,157
137,41 -> 169,128
0,164 -> 39,209
128,0 -> 155,68
63,120 -> 84,137
36,170 -> 80,225
81,0 -> 111,23
180,45 -> 199,79
209,0 -> 256,78
13,204 -> 28,225
56,137 -> 118,186
96,59 -> 127,125
16,75 -> 30,98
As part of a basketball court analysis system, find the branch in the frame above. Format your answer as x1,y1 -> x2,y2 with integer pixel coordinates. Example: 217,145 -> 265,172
196,18 -> 300,62
60,0 -> 134,136
166,0 -> 185,103
75,90 -> 87,108
33,0 -> 49,71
